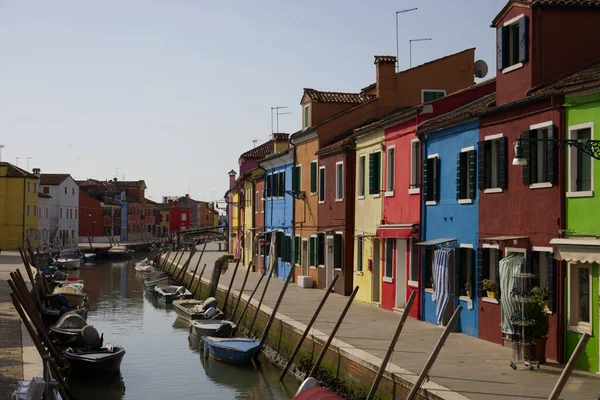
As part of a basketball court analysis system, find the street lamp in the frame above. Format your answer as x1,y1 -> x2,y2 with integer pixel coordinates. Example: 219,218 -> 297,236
512,136 -> 600,166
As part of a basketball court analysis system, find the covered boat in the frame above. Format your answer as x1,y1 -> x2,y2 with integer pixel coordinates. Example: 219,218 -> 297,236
50,285 -> 87,308
55,250 -> 81,270
54,281 -> 84,292
107,245 -> 134,259
49,311 -> 95,347
201,336 -> 260,365
42,299 -> 88,327
153,285 -> 192,303
83,252 -> 97,263
292,378 -> 346,399
144,271 -> 179,291
173,297 -> 221,322
63,326 -> 125,376
134,259 -> 155,273
190,320 -> 235,339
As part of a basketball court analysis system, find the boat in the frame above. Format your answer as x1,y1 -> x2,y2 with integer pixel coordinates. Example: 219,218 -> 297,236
48,286 -> 87,309
49,311 -> 93,347
54,282 -> 84,292
153,285 -> 192,303
55,250 -> 81,270
172,297 -> 222,322
292,378 -> 346,399
134,259 -> 155,274
201,336 -> 260,365
190,320 -> 236,339
63,345 -> 126,375
42,305 -> 88,327
83,252 -> 97,263
143,271 -> 180,291
107,245 -> 134,259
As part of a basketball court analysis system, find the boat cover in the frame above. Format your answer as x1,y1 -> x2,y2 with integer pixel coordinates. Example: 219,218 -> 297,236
433,248 -> 452,325
53,286 -> 82,295
82,325 -> 103,349
54,312 -> 87,329
500,252 -> 524,335
203,297 -> 217,311
292,387 -> 345,400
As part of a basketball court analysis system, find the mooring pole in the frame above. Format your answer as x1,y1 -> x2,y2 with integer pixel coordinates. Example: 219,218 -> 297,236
547,332 -> 591,400
366,290 -> 417,400
172,248 -> 187,276
256,265 -> 295,357
235,273 -> 266,333
160,248 -> 171,271
246,260 -> 276,336
307,285 -> 359,379
185,262 -> 201,290
192,264 -> 207,298
222,259 -> 241,318
279,274 -> 339,381
406,305 -> 463,400
167,249 -> 180,274
188,241 -> 207,283
232,261 -> 253,322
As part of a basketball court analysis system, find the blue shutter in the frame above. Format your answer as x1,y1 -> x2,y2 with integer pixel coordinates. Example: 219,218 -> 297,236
497,27 -> 504,70
456,153 -> 462,200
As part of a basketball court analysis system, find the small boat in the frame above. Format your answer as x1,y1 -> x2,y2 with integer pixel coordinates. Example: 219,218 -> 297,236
42,305 -> 88,327
134,260 -> 155,274
292,378 -> 346,399
173,297 -> 222,322
49,311 -> 92,347
191,320 -> 236,339
63,345 -> 126,375
153,285 -> 192,303
54,280 -> 85,291
108,245 -> 134,259
143,271 -> 179,291
201,336 -> 260,365
55,250 -> 81,270
83,252 -> 97,263
48,286 -> 87,309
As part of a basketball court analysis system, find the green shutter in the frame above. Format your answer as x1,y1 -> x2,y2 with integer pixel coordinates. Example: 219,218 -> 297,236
304,106 -> 309,128
333,234 -> 342,269
375,152 -> 381,193
368,153 -> 380,194
309,237 -> 316,266
498,136 -> 508,189
291,167 -> 299,192
518,16 -> 528,63
310,162 -> 317,193
294,236 -> 301,264
547,125 -> 556,184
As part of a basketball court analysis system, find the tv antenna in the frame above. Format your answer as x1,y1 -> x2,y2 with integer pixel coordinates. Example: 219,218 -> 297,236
115,167 -> 122,179
271,106 -> 291,136
409,38 -> 432,68
252,139 -> 258,148
0,144 -> 4,163
396,8 -> 418,72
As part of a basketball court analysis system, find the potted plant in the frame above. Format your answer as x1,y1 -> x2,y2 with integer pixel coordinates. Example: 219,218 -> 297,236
429,275 -> 434,289
531,286 -> 550,310
482,279 -> 496,298
464,281 -> 472,299
526,287 -> 550,363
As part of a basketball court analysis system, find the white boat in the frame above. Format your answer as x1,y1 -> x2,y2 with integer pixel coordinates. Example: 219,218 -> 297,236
173,298 -> 221,322
55,250 -> 81,270
108,245 -> 134,259
153,285 -> 192,303
190,320 -> 235,339
134,259 -> 155,273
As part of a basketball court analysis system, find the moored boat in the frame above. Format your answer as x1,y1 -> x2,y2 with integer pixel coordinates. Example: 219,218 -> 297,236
63,345 -> 126,375
42,304 -> 88,327
191,320 -> 235,339
201,336 -> 260,365
55,249 -> 81,270
144,271 -> 179,291
107,245 -> 134,259
173,297 -> 222,322
292,378 -> 346,399
154,285 -> 192,303
48,286 -> 87,309
49,311 -> 91,347
83,252 -> 97,263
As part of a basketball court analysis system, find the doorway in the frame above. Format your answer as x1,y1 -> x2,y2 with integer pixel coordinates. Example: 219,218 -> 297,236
326,236 -> 334,288
301,239 -> 308,276
395,239 -> 407,310
372,239 -> 381,304
441,252 -> 455,326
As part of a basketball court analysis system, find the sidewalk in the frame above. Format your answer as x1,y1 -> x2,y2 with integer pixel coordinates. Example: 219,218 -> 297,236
171,244 -> 600,400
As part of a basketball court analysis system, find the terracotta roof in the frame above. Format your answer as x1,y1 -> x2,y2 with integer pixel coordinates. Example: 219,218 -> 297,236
259,148 -> 291,163
361,83 -> 376,93
418,93 -> 497,135
157,203 -> 172,210
303,88 -> 375,104
529,59 -> 600,95
492,0 -> 600,25
112,180 -> 146,189
39,174 -> 71,186
0,162 -> 38,179
145,198 -> 157,205
240,139 -> 274,159
374,55 -> 396,65
38,192 -> 52,198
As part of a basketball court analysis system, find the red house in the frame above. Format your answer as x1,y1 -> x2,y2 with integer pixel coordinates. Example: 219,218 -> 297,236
169,201 -> 192,233
78,191 -> 120,241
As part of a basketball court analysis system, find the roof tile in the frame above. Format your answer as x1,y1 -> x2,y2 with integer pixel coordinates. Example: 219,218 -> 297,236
530,59 -> 600,95
303,88 -> 375,104
418,93 -> 497,134
39,174 -> 71,186
0,162 -> 38,179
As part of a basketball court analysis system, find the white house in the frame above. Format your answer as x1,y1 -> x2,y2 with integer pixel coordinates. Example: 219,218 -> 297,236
37,170 -> 79,248
37,191 -> 52,250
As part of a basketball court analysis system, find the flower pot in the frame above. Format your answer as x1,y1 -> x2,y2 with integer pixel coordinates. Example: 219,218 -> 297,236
486,291 -> 496,299
533,337 -> 547,364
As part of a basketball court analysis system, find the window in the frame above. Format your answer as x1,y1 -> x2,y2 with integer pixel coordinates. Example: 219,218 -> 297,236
261,190 -> 265,213
356,236 -> 363,272
309,236 -> 317,267
358,155 -> 366,197
479,136 -> 507,191
368,152 -> 381,195
457,148 -> 476,202
410,139 -> 421,193
522,123 -> 556,186
335,162 -> 344,201
206,215 -> 209,220
384,238 -> 394,279
477,247 -> 502,299
318,166 -> 325,203
409,238 -> 419,285
27,182 -> 30,192
182,213 -> 187,221
166,214 -> 169,222
72,188 -> 75,196
457,247 -> 474,299
64,187 -> 67,195
292,165 -> 301,193
60,208 -> 63,218
422,90 -> 446,103
530,250 -> 556,311
303,105 -> 310,130
310,161 -> 317,195
317,233 -> 325,266
568,123 -> 593,196
43,186 -> 49,194
423,155 -> 440,204
333,233 -> 343,269
498,15 -> 527,71
254,191 -> 258,214
569,264 -> 591,333
293,236 -> 301,265
33,182 -> 37,192
279,171 -> 285,197
386,146 -> 395,194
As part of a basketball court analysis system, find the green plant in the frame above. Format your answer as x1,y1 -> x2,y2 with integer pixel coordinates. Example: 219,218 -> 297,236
525,298 -> 549,338
531,286 -> 549,302
482,279 -> 495,292
429,275 -> 434,288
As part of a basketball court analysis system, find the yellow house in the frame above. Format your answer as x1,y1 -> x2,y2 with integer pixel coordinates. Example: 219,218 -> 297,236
0,162 -> 39,249
353,129 -> 384,304
242,170 -> 263,268
158,204 -> 171,236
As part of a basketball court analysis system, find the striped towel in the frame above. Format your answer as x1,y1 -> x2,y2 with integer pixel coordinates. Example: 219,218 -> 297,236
500,253 -> 525,335
433,248 -> 452,325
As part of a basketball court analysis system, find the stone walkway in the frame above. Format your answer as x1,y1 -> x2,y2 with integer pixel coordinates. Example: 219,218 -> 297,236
167,244 -> 600,400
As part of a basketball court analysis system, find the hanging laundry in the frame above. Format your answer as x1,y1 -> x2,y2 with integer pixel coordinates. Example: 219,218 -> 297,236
433,248 -> 453,325
499,252 -> 525,335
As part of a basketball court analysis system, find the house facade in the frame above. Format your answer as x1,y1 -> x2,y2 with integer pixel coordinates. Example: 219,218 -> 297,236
37,192 -> 52,250
169,201 -> 191,233
38,172 -> 79,248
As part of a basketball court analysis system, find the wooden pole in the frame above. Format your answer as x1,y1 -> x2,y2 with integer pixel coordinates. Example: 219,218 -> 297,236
187,241 -> 207,285
547,333 -> 591,400
192,264 -> 208,299
231,261 -> 253,323
406,305 -> 463,400
186,262 -> 201,291
235,273 -> 265,331
18,247 -> 42,306
366,290 -> 417,400
256,265 -> 295,357
222,259 -> 241,318
175,244 -> 197,281
171,249 -> 186,276
307,285 -> 359,379
279,274 -> 339,381
160,248 -> 172,271
167,249 -> 181,275
246,261 -> 276,336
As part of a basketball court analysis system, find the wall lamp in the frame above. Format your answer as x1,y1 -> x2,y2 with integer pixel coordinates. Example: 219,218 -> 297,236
513,136 -> 600,166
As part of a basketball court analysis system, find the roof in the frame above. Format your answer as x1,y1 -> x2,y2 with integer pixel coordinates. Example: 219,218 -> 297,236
38,192 -> 52,199
145,198 -> 157,205
239,139 -> 274,159
259,148 -> 292,163
529,59 -> 600,95
0,162 -> 38,179
112,180 -> 146,189
418,93 -> 497,135
157,203 -> 172,210
302,88 -> 375,104
39,173 -> 71,186
492,0 -> 600,25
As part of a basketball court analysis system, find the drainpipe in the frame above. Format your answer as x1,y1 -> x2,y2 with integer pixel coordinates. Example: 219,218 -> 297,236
418,112 -> 425,321
289,138 -> 297,239
556,93 -> 566,364
22,179 -> 27,246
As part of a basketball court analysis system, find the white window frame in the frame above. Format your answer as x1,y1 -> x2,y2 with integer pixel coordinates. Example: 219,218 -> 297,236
409,139 -> 421,195
501,14 -> 525,74
335,161 -> 344,202
425,153 -> 439,206
385,145 -> 395,196
568,263 -> 592,335
254,191 -> 259,214
358,154 -> 366,199
309,234 -> 318,269
318,166 -> 326,204
310,160 -> 318,196
303,104 -> 310,130
528,121 -> 554,189
408,238 -> 418,287
458,146 -> 475,204
421,89 -> 446,103
567,122 -> 594,198
483,133 -> 504,193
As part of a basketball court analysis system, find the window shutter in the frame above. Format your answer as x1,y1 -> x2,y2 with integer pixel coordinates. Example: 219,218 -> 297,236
317,233 -> 325,265
422,247 -> 431,286
333,234 -> 342,269
518,16 -> 528,64
279,172 -> 284,197
433,157 -> 440,202
423,158 -> 430,201
547,125 -> 557,184
295,237 -> 301,264
287,236 -> 293,263
456,153 -> 462,200
310,163 -> 317,193
498,136 -> 508,189
477,141 -> 485,190
469,150 -> 476,200
494,249 -> 502,300
304,106 -> 309,128
497,27 -> 504,70
309,237 -> 315,266
369,153 -> 376,194
547,252 -> 556,311
521,130 -> 531,185
477,248 -> 485,298
291,167 -> 299,192
276,231 -> 283,258
525,251 -> 533,274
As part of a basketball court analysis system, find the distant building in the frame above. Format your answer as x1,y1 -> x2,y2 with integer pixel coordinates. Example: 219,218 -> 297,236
37,170 -> 79,248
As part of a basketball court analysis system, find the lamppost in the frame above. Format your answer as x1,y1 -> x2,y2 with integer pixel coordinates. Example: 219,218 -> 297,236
396,8 -> 418,72
512,136 -> 600,165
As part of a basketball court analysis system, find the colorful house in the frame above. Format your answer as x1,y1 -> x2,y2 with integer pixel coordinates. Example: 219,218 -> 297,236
0,162 -> 39,249
157,203 -> 171,237
38,171 -> 80,248
226,169 -> 239,255
169,201 -> 192,233
260,148 -> 294,280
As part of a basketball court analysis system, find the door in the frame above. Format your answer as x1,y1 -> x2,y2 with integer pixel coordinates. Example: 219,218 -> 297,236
326,237 -> 334,288
395,239 -> 407,310
301,239 -> 308,276
442,252 -> 455,326
372,239 -> 381,303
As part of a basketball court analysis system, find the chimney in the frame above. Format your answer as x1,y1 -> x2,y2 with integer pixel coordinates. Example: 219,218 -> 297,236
273,133 -> 290,152
32,168 -> 41,177
374,55 -> 397,109
228,169 -> 237,189
185,193 -> 189,198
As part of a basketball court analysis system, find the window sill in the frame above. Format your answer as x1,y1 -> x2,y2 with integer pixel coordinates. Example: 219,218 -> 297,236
384,191 -> 395,197
318,201 -> 325,205
335,198 -> 344,203
502,62 -> 523,74
372,194 -> 381,198
408,188 -> 420,195
408,280 -> 418,288
459,295 -> 473,302
355,271 -> 364,276
383,277 -> 393,283
458,199 -> 473,205
568,324 -> 592,335
567,191 -> 594,198
310,192 -> 317,196
529,182 -> 553,190
425,201 -> 437,206
425,288 -> 435,294
482,297 -> 499,305
317,265 -> 325,268
484,188 -> 503,194
309,266 -> 317,270
357,196 -> 365,200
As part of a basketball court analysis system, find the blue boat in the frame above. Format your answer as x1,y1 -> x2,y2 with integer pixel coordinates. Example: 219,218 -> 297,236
201,336 -> 260,365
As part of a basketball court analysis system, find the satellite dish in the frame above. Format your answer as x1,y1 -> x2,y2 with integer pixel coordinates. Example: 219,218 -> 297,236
474,60 -> 488,79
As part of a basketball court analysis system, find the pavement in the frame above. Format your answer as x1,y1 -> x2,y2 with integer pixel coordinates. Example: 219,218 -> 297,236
168,243 -> 600,400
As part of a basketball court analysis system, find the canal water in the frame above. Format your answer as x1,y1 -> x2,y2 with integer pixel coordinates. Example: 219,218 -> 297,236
67,255 -> 299,400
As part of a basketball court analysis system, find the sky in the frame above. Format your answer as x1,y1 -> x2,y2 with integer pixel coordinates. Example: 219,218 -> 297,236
0,0 -> 505,207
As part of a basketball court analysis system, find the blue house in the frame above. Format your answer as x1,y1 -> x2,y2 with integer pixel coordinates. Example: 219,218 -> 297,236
417,91 -> 495,338
259,148 -> 294,281
115,192 -> 128,241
